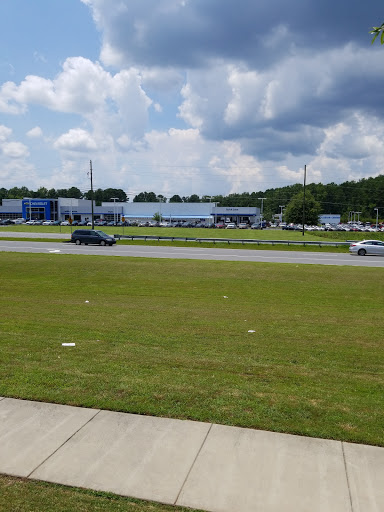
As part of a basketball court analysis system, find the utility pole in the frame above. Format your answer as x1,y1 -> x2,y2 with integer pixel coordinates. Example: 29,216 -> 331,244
302,164 -> 306,236
88,160 -> 94,229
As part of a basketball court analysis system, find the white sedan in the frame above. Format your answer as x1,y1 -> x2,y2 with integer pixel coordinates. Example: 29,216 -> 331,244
349,240 -> 384,256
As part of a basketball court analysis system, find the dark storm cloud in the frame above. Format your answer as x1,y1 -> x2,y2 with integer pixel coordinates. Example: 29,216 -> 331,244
82,0 -> 384,167
85,0 -> 380,68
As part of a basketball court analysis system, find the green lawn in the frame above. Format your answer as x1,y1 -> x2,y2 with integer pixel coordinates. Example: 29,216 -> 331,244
0,224 -> 368,253
0,475 -> 201,512
0,223 -> 372,241
0,252 -> 383,447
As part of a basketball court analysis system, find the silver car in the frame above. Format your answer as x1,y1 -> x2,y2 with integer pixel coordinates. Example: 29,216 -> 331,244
349,240 -> 384,256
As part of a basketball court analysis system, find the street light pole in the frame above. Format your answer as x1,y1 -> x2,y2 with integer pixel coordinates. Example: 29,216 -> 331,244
279,205 -> 285,223
111,197 -> 119,225
374,207 -> 379,229
258,197 -> 266,229
302,164 -> 306,237
87,160 -> 94,229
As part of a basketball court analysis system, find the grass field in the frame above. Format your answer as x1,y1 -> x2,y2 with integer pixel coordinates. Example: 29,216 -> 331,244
0,475 -> 201,512
1,251 -> 383,448
2,223 -> 381,242
1,224 -> 375,253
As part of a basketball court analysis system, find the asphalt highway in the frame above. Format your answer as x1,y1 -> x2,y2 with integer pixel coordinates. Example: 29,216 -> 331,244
1,239 -> 384,267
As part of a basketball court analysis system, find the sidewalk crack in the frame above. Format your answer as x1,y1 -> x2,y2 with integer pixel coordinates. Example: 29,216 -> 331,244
27,409 -> 101,478
174,422 -> 213,506
341,441 -> 354,512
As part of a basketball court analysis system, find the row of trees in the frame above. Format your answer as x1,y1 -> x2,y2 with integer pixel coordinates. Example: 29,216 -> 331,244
132,192 -> 202,203
0,186 -> 127,204
1,174 -> 383,221
133,176 -> 384,221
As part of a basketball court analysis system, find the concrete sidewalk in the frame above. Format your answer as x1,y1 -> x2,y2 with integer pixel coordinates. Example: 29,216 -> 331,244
0,397 -> 383,512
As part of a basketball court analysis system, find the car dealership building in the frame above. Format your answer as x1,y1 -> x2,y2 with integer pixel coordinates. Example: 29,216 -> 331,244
0,197 -> 261,225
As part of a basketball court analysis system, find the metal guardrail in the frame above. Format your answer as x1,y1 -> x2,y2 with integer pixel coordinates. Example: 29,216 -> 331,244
114,234 -> 352,247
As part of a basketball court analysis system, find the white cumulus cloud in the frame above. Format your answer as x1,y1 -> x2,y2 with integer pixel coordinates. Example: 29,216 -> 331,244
26,126 -> 43,138
54,128 -> 98,152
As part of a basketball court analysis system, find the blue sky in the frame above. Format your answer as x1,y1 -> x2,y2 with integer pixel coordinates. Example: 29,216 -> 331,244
0,0 -> 383,198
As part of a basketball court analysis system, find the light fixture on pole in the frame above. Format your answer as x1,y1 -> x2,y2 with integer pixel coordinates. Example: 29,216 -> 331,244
111,197 -> 119,225
374,207 -> 379,229
356,211 -> 362,224
87,160 -> 94,229
258,197 -> 267,229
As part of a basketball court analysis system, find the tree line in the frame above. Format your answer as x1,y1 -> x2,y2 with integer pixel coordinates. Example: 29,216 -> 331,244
0,186 -> 127,203
1,174 -> 384,221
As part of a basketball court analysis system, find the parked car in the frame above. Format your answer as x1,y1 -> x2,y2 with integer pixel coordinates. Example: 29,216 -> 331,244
42,220 -> 54,225
349,240 -> 384,256
71,229 -> 116,246
60,221 -> 70,226
250,223 -> 261,229
238,223 -> 248,229
225,223 -> 237,229
215,222 -> 225,228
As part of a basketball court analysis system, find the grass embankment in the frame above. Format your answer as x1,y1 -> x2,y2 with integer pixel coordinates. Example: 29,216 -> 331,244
0,475 -> 201,512
0,224 -> 354,240
2,223 -> 382,240
0,225 -> 366,252
1,252 -> 383,446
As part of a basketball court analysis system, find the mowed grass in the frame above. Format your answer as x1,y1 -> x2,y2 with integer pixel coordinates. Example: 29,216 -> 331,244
0,223 -> 365,241
0,475 -> 202,512
0,252 -> 383,446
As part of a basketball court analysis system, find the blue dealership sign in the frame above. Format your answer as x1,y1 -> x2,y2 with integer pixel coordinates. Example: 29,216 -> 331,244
22,199 -> 51,219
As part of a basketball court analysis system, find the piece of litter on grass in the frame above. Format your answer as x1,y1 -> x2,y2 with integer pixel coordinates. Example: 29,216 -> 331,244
85,300 -> 89,303
223,296 -> 228,298
62,343 -> 76,346
48,250 -> 61,253
248,330 -> 255,333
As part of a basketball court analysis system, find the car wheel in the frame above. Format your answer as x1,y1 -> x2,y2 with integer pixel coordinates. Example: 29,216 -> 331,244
100,240 -> 106,246
75,239 -> 81,245
358,248 -> 366,256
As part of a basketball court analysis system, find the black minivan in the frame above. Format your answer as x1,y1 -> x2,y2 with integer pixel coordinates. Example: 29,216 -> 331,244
71,229 -> 116,246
